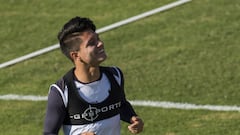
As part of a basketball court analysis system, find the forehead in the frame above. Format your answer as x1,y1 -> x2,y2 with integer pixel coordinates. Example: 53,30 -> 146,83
80,30 -> 97,41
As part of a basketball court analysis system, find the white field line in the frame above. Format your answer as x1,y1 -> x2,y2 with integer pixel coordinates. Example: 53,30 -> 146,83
131,100 -> 240,112
0,94 -> 239,112
95,0 -> 192,33
0,0 -> 191,69
0,94 -> 47,101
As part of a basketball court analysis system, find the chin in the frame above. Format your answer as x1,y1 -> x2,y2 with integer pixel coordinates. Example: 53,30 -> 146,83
99,57 -> 107,63
93,57 -> 107,66
100,54 -> 107,61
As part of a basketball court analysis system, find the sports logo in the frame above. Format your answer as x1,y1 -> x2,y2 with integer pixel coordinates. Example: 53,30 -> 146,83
70,101 -> 121,122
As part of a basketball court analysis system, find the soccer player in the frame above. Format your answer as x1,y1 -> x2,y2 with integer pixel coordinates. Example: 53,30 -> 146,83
43,16 -> 144,135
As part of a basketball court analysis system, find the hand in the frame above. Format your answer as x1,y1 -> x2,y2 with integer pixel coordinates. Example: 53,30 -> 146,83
81,132 -> 96,135
128,116 -> 144,134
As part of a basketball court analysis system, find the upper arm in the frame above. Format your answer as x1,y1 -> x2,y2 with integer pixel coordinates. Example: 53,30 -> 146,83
43,86 -> 66,135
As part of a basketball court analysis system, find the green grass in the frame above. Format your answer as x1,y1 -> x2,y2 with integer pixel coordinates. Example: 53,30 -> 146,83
0,101 -> 45,135
121,106 -> 240,135
0,0 -> 240,134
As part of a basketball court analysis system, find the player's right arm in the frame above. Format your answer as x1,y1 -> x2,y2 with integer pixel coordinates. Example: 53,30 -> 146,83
43,86 -> 66,135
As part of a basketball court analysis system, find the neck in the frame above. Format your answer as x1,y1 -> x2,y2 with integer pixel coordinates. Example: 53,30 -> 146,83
74,65 -> 100,83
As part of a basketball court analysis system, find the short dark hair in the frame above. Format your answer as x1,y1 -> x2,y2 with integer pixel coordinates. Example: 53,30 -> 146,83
57,16 -> 96,60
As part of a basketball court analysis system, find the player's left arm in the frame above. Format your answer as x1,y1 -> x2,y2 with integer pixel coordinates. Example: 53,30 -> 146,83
115,67 -> 144,133
120,98 -> 144,134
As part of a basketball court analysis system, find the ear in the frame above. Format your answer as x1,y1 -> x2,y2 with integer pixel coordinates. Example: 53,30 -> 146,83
70,51 -> 79,61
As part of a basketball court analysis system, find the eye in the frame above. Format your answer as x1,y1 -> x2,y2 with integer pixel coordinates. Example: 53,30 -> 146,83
87,33 -> 100,47
87,39 -> 98,46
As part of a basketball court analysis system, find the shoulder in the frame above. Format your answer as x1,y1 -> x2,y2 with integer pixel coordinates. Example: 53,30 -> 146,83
101,66 -> 124,86
49,78 -> 68,107
55,77 -> 66,90
101,66 -> 123,77
49,77 -> 67,95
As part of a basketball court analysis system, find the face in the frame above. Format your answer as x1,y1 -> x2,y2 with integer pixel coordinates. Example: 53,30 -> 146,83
75,30 -> 107,66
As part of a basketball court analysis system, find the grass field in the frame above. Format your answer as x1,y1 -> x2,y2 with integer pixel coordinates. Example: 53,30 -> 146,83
0,0 -> 240,135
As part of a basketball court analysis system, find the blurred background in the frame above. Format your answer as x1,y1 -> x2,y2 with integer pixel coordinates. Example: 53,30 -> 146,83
0,0 -> 240,134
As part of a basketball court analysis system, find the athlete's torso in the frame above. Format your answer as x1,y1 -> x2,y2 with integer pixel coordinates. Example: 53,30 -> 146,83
53,67 -> 123,135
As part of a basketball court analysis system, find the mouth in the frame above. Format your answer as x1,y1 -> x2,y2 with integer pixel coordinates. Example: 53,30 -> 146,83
98,49 -> 105,54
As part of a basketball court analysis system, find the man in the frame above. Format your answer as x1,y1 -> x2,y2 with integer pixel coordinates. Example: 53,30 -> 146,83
43,16 -> 144,135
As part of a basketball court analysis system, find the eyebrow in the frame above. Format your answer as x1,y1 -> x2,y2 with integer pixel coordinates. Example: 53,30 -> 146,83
86,33 -> 99,46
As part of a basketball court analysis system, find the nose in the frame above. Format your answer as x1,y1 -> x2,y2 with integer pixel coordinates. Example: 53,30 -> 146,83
97,40 -> 104,48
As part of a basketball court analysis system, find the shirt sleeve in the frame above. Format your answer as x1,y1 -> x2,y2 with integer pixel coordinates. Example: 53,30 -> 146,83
115,67 -> 137,123
43,86 -> 66,135
120,97 -> 137,123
